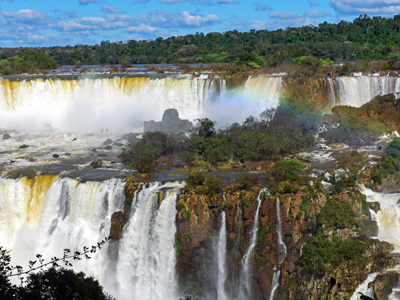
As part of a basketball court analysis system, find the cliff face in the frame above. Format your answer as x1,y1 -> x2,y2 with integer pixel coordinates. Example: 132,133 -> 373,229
119,180 -> 394,299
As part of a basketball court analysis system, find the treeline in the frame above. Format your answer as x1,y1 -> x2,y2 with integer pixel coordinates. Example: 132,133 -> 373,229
1,14 -> 400,66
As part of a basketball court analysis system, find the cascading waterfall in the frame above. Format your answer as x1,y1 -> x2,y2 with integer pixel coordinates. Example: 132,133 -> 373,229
238,187 -> 266,300
116,181 -> 184,300
0,77 -> 219,131
0,175 -> 184,300
349,272 -> 378,300
243,76 -> 284,108
276,198 -> 287,264
268,270 -> 281,300
217,193 -> 228,300
335,76 -> 400,107
327,77 -> 336,108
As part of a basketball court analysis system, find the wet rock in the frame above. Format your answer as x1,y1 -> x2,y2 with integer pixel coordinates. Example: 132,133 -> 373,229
373,271 -> 400,300
18,144 -> 29,149
329,143 -> 347,149
368,201 -> 381,213
109,211 -> 127,240
91,148 -> 97,152
377,141 -> 389,150
104,145 -> 112,150
362,218 -> 379,238
91,160 -> 102,169
65,153 -> 71,156
103,138 -> 113,145
121,133 -> 136,140
2,133 -> 11,140
144,108 -> 193,134
98,154 -> 107,157
52,154 -> 59,158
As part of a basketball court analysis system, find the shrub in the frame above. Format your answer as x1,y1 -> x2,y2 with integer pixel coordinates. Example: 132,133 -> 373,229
187,172 -> 205,187
239,173 -> 258,190
271,159 -> 303,182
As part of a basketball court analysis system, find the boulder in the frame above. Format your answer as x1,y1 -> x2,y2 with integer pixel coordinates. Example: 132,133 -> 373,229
2,133 -> 11,140
103,138 -> 113,145
144,108 -> 193,134
91,160 -> 102,169
110,211 -> 127,240
53,154 -> 59,158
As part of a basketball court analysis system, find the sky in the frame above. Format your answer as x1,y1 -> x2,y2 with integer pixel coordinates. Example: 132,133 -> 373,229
0,0 -> 399,47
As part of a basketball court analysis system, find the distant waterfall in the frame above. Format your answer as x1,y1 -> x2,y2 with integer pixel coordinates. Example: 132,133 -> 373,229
217,193 -> 228,300
238,188 -> 266,300
0,175 -> 183,300
335,76 -> 400,107
243,76 -> 284,108
0,77 -> 220,131
349,272 -> 378,300
269,270 -> 281,300
327,77 -> 337,107
276,198 -> 287,264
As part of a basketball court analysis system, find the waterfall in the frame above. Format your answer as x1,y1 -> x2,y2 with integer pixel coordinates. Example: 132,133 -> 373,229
327,77 -> 336,107
238,187 -> 266,299
220,79 -> 227,97
0,175 -> 184,300
362,188 -> 400,250
268,270 -> 281,300
217,193 -> 228,300
335,76 -> 399,107
276,197 -> 287,264
116,181 -> 184,300
243,76 -> 284,109
0,77 -> 219,131
349,272 -> 378,300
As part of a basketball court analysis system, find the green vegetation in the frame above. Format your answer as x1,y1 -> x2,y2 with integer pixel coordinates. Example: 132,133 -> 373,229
5,14 -> 400,65
271,159 -> 303,181
300,195 -> 370,277
0,49 -> 58,75
371,138 -> 400,184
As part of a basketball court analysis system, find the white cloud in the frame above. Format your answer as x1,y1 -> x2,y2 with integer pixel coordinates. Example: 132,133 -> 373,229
217,0 -> 239,4
251,20 -> 268,29
143,10 -> 221,27
255,3 -> 272,11
101,6 -> 124,13
308,0 -> 320,6
330,0 -> 400,14
2,9 -> 52,25
127,24 -> 159,33
268,11 -> 300,19
79,0 -> 97,5
303,10 -> 331,18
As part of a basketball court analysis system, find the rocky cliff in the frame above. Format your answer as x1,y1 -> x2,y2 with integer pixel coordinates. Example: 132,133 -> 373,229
114,178 -> 394,299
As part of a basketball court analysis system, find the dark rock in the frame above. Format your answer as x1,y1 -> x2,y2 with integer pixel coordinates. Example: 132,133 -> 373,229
144,108 -> 193,134
104,145 -> 112,150
91,160 -> 102,169
368,201 -> 381,213
72,138 -> 77,141
65,153 -> 71,156
2,133 -> 11,140
373,271 -> 400,300
98,154 -> 107,157
362,218 -> 379,238
377,141 -> 389,150
103,138 -> 113,145
53,154 -> 59,158
91,148 -> 97,152
113,143 -> 124,147
110,211 -> 127,240
18,144 -> 29,149
121,133 -> 136,140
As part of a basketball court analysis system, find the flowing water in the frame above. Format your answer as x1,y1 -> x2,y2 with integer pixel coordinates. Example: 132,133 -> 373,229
217,193 -> 228,300
0,175 -> 184,300
276,197 -> 287,264
268,270 -> 281,300
238,187 -> 267,300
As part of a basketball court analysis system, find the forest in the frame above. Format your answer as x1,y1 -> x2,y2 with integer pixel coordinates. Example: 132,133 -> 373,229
1,14 -> 400,66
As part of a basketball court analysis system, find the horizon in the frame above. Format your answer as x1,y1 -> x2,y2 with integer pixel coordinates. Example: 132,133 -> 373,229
0,0 -> 398,47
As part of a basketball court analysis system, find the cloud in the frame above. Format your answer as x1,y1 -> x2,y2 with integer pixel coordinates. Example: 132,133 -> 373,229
79,0 -> 97,5
217,0 -> 239,4
268,11 -> 300,18
266,11 -> 318,29
101,5 -> 124,13
2,9 -> 52,25
251,20 -> 268,29
255,3 -> 272,11
330,0 -> 400,14
64,10 -> 79,19
308,0 -> 319,6
127,24 -> 159,33
303,9 -> 331,17
143,10 -> 221,27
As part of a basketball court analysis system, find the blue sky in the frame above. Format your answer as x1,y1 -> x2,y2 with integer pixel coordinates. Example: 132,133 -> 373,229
0,0 -> 399,47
